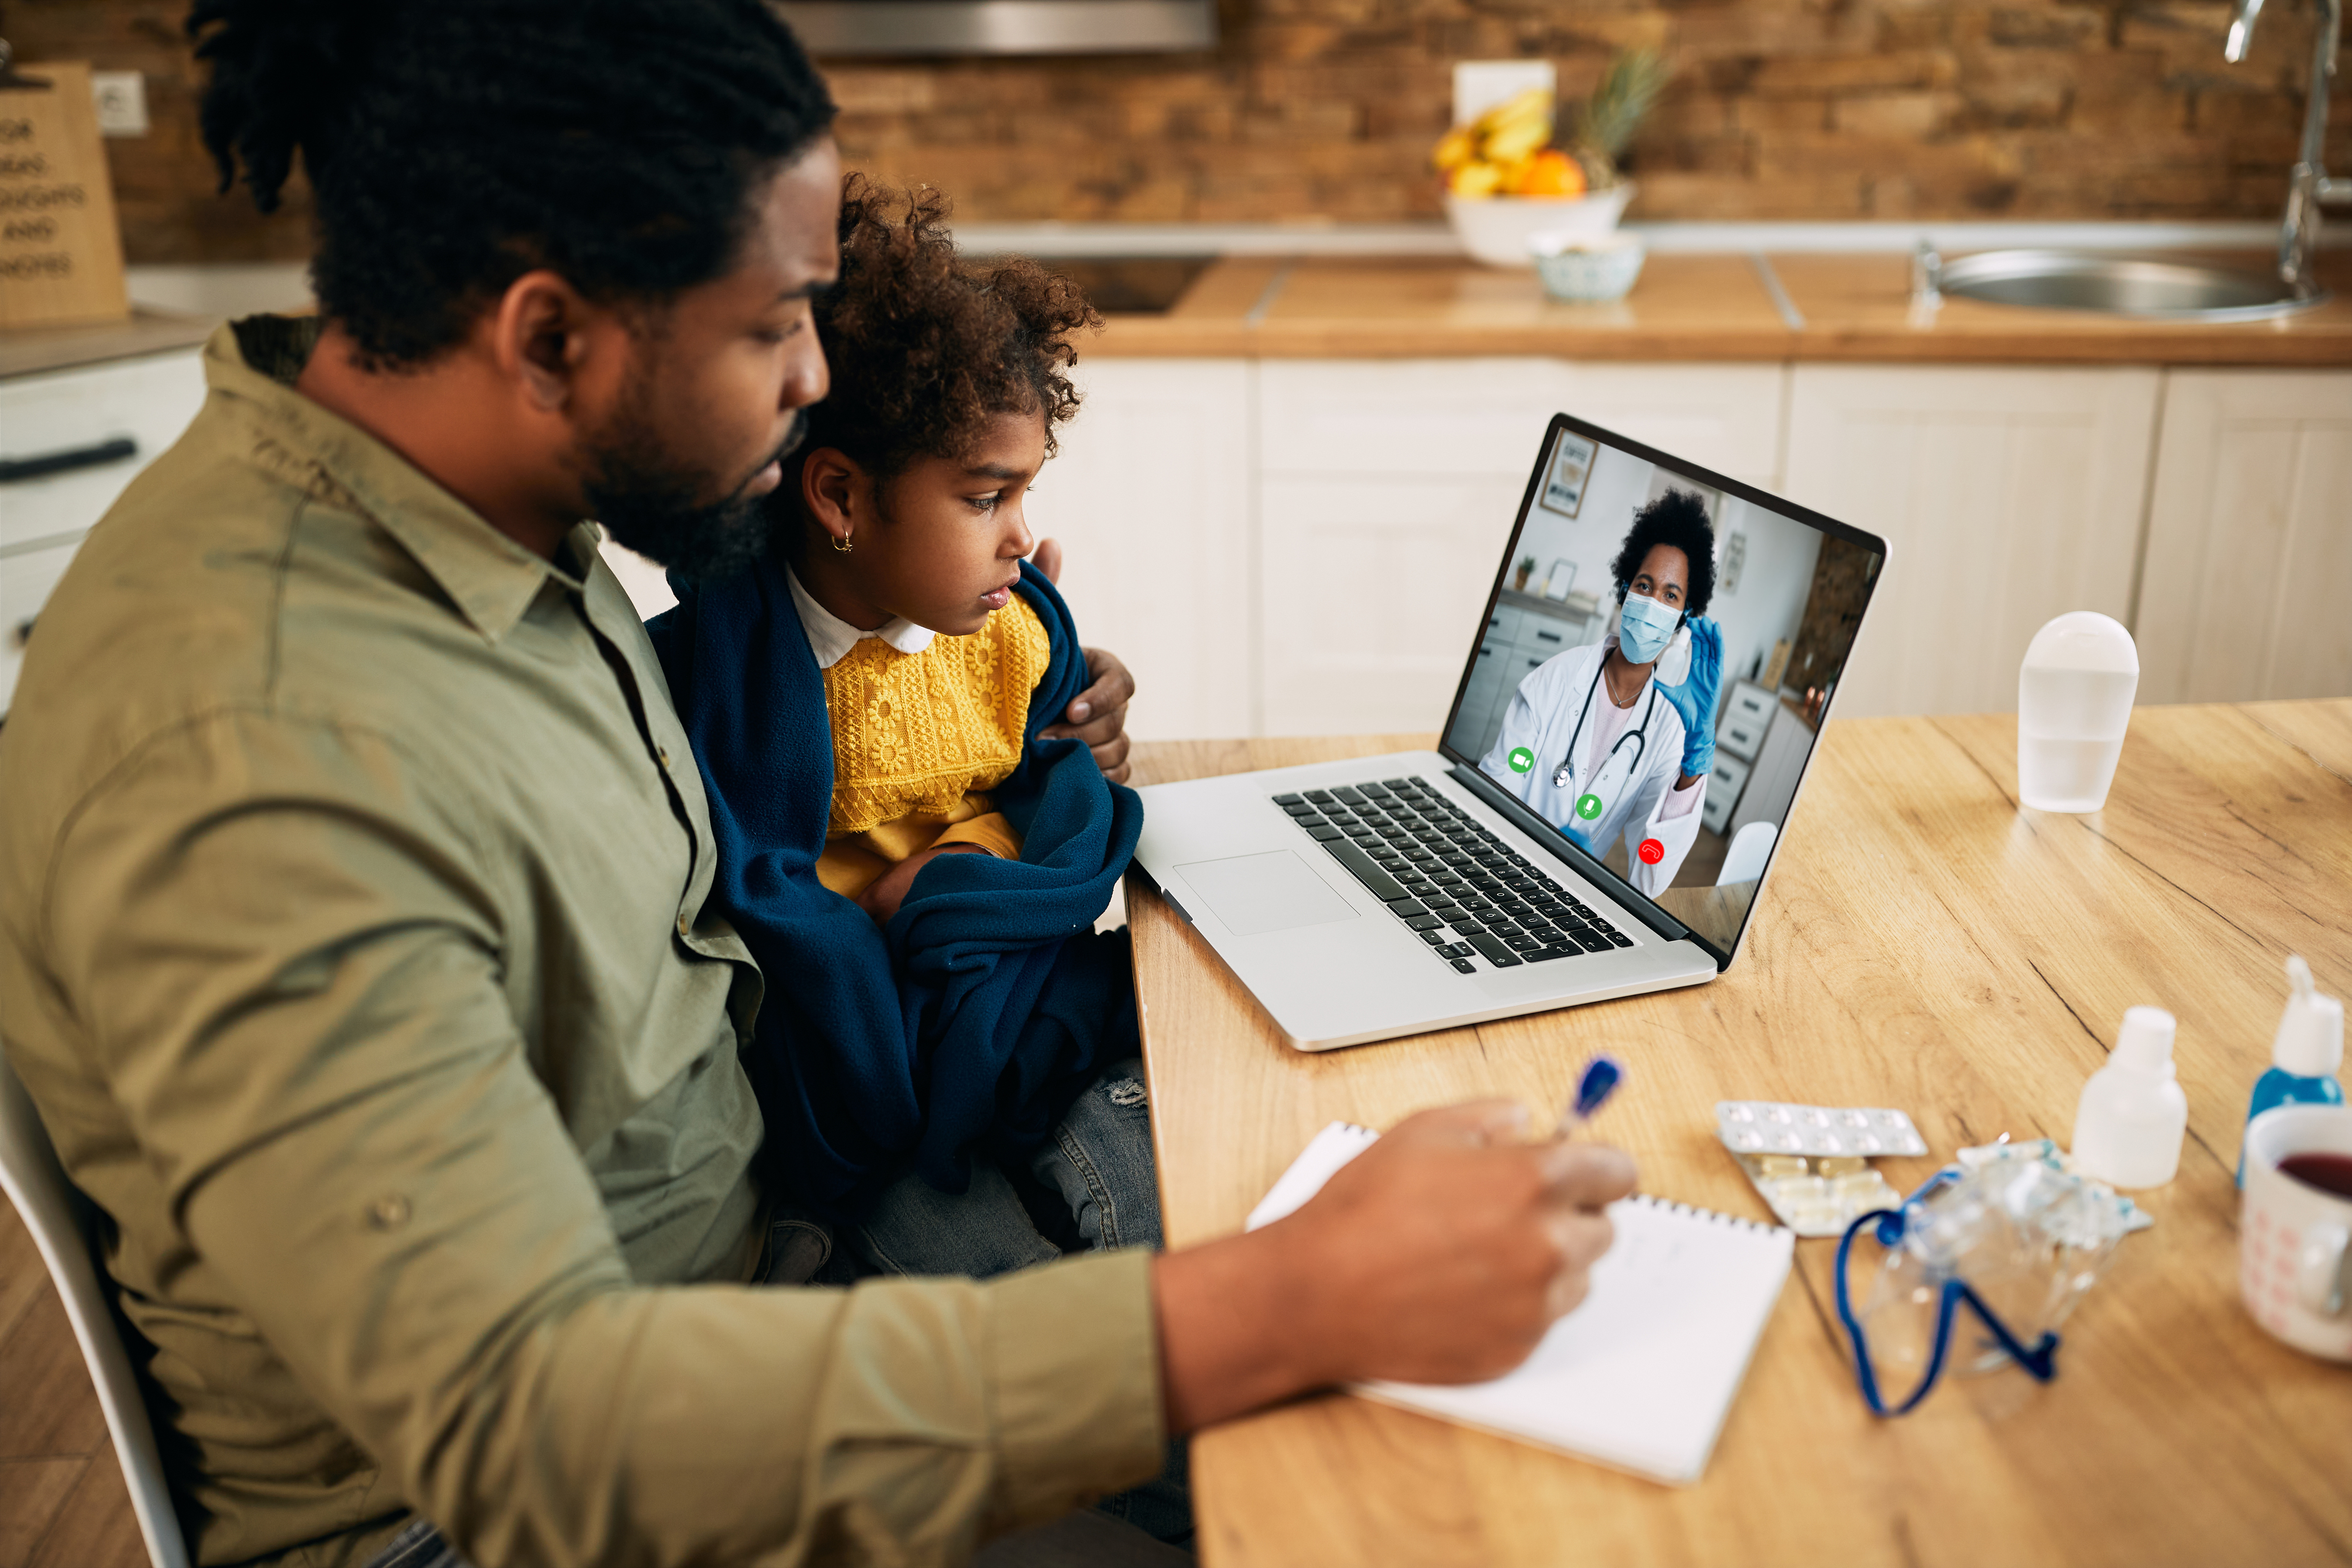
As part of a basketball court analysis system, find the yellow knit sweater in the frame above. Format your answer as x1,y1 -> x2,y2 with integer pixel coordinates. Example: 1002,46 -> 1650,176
815,597 -> 1051,897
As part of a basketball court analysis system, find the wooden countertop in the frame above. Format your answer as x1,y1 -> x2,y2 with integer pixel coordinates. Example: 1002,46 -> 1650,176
0,306 -> 216,380
1093,251 -> 2352,365
1127,700 -> 2352,1568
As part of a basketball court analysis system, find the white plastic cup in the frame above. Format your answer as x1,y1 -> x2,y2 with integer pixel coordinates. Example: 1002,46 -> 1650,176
2018,611 -> 2138,813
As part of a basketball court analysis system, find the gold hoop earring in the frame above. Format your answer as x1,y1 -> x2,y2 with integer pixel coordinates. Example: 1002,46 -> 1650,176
831,533 -> 853,554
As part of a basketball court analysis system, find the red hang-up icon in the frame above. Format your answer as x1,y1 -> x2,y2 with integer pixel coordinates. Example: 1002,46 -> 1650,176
1637,838 -> 1666,865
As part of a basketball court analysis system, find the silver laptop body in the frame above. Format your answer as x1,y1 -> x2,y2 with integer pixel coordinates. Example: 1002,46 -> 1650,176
1132,412 -> 1890,1050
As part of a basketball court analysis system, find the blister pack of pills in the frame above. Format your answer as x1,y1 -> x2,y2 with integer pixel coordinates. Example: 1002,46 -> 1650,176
1730,1151 -> 1904,1237
1716,1101 -> 1929,1158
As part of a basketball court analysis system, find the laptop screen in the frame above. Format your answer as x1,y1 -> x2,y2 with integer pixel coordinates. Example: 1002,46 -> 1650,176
1438,413 -> 1886,963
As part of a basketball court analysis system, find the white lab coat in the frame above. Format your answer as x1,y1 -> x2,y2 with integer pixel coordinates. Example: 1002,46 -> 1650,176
1479,638 -> 1706,896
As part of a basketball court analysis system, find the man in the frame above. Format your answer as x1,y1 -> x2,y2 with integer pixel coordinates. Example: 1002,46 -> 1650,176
0,4 -> 1636,1565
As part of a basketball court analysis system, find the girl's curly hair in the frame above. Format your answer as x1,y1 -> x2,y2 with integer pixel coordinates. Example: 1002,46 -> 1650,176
798,176 -> 1103,482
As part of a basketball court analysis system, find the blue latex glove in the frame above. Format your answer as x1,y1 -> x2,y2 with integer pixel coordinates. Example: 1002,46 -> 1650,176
1655,616 -> 1723,779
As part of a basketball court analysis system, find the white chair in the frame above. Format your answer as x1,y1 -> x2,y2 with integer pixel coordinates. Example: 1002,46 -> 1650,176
0,1048 -> 191,1568
1717,820 -> 1777,887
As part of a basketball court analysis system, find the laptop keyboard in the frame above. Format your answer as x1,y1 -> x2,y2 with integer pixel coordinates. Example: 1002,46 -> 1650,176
1271,775 -> 1636,973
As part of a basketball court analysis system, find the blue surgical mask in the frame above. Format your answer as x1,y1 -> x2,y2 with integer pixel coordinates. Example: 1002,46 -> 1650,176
1616,592 -> 1680,665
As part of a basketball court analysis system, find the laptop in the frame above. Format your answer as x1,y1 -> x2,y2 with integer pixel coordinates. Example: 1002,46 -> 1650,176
1131,411 -> 1889,1050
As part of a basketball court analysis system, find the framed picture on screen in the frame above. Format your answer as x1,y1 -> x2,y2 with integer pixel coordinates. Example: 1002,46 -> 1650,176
1539,432 -> 1596,518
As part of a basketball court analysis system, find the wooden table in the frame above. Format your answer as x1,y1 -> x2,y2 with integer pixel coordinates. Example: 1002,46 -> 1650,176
1127,704 -> 2352,1568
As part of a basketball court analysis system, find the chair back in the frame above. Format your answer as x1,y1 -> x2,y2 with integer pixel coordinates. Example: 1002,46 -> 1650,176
1717,820 -> 1778,887
0,1048 -> 192,1568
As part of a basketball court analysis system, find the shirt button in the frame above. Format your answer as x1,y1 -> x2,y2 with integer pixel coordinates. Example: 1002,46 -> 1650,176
677,913 -> 692,936
658,747 -> 672,769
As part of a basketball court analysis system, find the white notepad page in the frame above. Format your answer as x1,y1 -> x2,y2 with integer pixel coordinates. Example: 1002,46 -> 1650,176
1246,1121 -> 1795,1486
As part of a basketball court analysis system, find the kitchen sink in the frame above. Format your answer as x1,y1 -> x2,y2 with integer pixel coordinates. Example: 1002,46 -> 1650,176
1033,257 -> 1213,314
1932,249 -> 2328,321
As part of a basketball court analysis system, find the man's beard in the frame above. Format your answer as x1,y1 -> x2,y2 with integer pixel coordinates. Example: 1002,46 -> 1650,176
581,386 -> 805,583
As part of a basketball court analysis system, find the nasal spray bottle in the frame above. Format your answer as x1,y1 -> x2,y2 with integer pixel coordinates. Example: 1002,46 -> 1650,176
2236,956 -> 2344,1187
2072,1007 -> 2189,1189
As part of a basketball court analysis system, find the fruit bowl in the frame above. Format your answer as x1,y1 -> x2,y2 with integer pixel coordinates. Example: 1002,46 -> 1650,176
1444,184 -> 1636,268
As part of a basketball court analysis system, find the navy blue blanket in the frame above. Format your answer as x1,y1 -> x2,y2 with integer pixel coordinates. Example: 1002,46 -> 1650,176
648,554 -> 1143,1214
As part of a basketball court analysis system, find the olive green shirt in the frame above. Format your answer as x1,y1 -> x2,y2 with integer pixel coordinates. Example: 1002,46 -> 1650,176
0,321 -> 1161,1568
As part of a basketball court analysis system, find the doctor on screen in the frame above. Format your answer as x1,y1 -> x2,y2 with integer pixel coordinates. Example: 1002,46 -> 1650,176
1481,491 -> 1724,896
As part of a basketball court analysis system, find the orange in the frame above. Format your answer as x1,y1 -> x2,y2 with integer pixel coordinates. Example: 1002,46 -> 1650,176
1510,149 -> 1588,199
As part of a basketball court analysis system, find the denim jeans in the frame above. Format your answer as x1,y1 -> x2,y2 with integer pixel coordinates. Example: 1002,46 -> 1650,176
360,1516 -> 465,1568
850,1058 -> 1161,1275
847,1058 -> 1188,1548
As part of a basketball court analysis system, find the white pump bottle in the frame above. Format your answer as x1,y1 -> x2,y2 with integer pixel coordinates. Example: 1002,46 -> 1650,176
2071,1006 -> 2190,1189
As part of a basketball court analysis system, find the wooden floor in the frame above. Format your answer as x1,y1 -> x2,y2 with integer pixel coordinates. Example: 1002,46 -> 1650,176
0,1190 -> 148,1568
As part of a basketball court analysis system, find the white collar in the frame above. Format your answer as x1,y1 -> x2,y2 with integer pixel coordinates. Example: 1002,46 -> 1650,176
785,564 -> 936,669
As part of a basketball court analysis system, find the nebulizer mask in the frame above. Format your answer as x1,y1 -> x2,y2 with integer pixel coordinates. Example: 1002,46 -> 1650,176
1834,1140 -> 2142,1414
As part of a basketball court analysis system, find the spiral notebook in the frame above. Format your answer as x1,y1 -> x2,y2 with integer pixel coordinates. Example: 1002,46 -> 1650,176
1246,1121 -> 1794,1486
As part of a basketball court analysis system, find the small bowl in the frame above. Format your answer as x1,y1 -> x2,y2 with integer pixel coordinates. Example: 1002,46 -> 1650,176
1533,235 -> 1648,303
1444,183 -> 1635,268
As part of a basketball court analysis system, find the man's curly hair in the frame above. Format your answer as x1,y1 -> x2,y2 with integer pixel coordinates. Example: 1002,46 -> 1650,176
797,176 -> 1103,485
1609,489 -> 1717,617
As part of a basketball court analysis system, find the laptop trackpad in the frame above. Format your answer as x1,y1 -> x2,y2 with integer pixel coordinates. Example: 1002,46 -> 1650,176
1176,851 -> 1360,937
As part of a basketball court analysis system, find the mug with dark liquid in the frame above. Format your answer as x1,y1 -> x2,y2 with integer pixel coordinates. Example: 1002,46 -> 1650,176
2281,1151 -> 2352,1201
2242,1104 -> 2352,1361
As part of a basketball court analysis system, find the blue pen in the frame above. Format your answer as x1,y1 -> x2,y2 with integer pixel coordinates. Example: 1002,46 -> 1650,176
1562,1054 -> 1625,1136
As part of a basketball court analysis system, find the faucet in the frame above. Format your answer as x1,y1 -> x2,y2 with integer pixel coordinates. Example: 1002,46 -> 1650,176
2226,0 -> 2349,298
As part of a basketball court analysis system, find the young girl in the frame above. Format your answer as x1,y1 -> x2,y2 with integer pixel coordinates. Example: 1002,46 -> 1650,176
648,178 -> 1155,1281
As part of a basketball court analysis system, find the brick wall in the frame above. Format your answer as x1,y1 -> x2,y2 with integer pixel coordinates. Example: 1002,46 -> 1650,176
11,0 -> 2349,262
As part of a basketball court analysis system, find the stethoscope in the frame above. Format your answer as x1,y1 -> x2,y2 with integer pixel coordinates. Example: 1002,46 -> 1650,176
1551,659 -> 1661,799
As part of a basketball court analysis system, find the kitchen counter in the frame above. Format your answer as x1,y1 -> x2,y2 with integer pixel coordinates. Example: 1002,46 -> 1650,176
1093,251 -> 2352,365
0,306 -> 216,380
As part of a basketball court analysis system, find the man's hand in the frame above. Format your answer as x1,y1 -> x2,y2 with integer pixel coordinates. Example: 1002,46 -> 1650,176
1039,647 -> 1135,784
1029,535 -> 1136,784
1150,1101 -> 1635,1433
854,843 -> 991,924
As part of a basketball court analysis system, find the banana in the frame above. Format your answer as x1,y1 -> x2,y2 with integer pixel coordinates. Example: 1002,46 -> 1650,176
1447,160 -> 1507,198
1473,87 -> 1553,140
1431,126 -> 1478,172
1482,115 -> 1551,166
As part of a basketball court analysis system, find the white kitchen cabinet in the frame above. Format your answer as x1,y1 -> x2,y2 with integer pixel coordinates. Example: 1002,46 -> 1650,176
1256,359 -> 1788,491
1256,359 -> 1786,734
2135,370 -> 2352,705
1021,358 -> 1255,739
597,358 -> 1258,741
1,347 -> 209,714
1783,364 -> 2160,718
585,355 -> 2341,746
0,349 -> 208,551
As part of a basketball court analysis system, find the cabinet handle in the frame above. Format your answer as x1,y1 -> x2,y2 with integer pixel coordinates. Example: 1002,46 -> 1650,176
0,436 -> 137,484
1534,630 -> 1562,643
